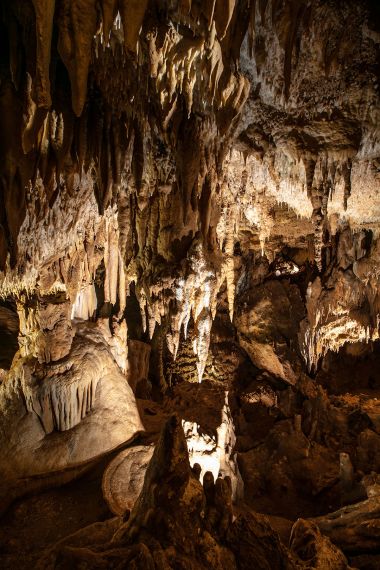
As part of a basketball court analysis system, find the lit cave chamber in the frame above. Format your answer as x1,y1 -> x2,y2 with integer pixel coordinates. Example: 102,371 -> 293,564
0,1 -> 380,569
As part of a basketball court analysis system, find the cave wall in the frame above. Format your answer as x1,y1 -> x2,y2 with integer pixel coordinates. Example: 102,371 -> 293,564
0,0 -> 379,499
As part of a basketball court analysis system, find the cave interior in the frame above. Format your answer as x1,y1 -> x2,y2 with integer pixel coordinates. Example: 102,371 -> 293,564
0,1 -> 380,568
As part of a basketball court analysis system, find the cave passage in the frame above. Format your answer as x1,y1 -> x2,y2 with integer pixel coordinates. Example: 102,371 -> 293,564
0,1 -> 380,569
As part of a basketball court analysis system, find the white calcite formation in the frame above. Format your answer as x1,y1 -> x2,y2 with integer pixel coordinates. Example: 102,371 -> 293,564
0,321 -> 143,484
300,233 -> 380,370
183,392 -> 243,501
71,284 -> 97,321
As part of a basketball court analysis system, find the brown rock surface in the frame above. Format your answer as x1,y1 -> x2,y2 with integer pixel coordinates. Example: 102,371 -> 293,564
0,1 -> 379,567
102,444 -> 154,516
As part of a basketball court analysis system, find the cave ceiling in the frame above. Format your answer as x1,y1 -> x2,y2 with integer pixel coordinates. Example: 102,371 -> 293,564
0,0 -> 379,367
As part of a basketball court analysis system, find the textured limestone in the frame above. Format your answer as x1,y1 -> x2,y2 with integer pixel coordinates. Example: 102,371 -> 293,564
37,415 -> 301,569
0,322 -> 143,484
290,518 -> 350,570
0,1 -> 379,565
102,444 -> 155,516
313,493 -> 380,554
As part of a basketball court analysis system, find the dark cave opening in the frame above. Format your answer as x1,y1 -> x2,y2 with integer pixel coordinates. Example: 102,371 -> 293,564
0,301 -> 19,371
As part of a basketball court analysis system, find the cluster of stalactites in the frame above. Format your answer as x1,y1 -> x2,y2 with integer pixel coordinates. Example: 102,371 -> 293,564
225,148 -> 359,271
299,235 -> 380,370
146,20 -> 247,120
67,207 -> 127,357
134,247 -> 219,384
27,0 -> 248,122
1,197 -> 129,371
301,315 -> 378,372
93,0 -> 250,122
134,238 -> 238,383
30,0 -> 149,117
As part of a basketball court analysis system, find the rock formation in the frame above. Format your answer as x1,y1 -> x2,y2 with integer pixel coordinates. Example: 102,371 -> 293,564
0,0 -> 379,568
102,444 -> 155,516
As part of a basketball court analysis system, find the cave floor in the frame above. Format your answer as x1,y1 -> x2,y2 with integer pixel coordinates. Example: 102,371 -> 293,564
0,464 -> 296,570
0,460 -> 112,570
2,380 -> 380,569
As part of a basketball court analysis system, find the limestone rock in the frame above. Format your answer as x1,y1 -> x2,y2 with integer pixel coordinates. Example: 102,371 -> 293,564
235,279 -> 304,383
0,323 -> 143,485
38,415 -> 298,570
313,495 -> 380,554
290,518 -> 350,569
102,444 -> 154,516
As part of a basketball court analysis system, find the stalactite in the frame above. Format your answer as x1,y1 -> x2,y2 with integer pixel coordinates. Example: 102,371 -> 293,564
100,0 -> 118,45
300,238 -> 380,370
104,212 -> 120,306
57,0 -> 98,117
119,0 -> 148,54
31,0 -> 55,109
193,310 -> 212,383
214,0 -> 236,40
71,284 -> 97,320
